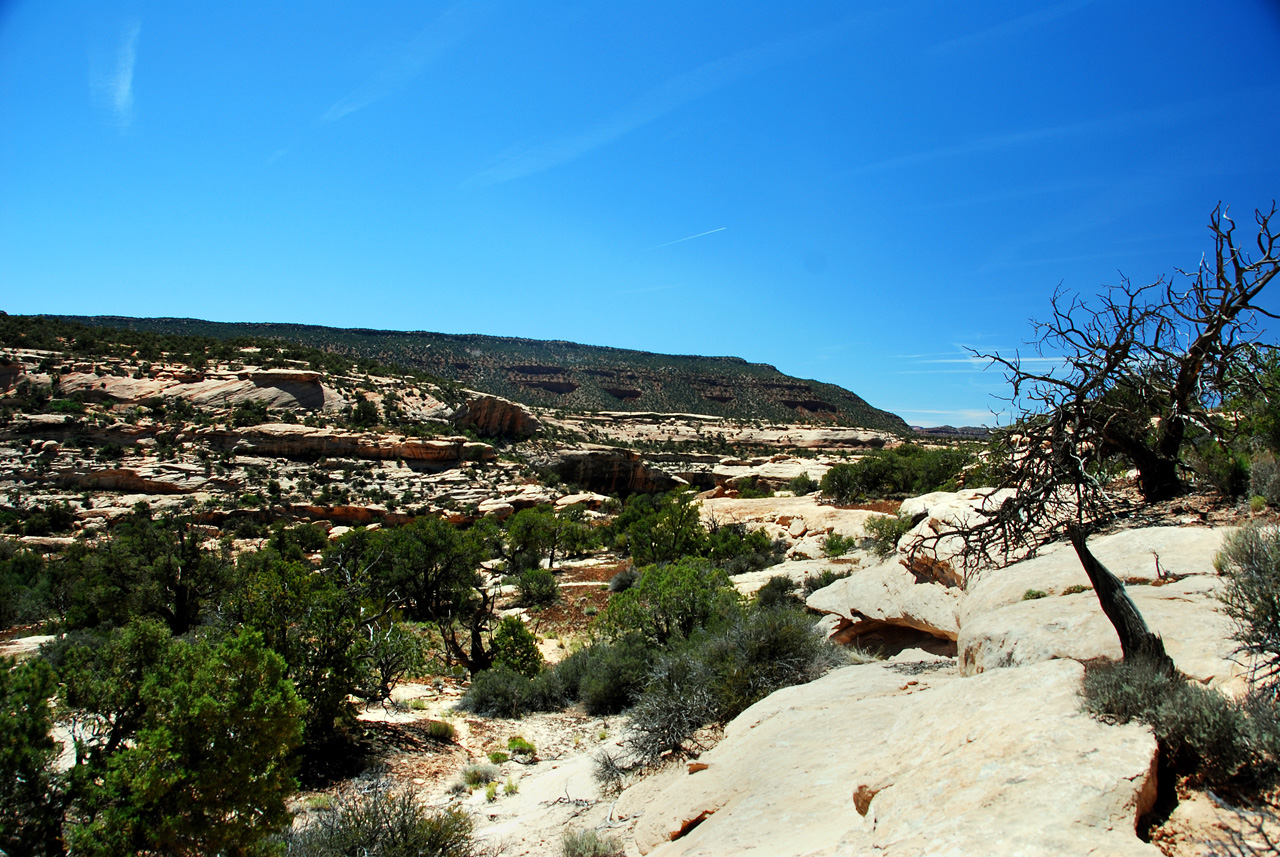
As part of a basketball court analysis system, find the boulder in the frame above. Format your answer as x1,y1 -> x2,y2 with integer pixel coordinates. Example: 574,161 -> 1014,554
451,393 -> 540,439
897,487 -> 1016,562
555,492 -> 610,510
623,659 -> 1158,857
806,559 -> 962,643
478,500 -> 515,521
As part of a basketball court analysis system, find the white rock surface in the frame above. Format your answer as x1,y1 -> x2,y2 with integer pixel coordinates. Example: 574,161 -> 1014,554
957,526 -> 1243,688
806,559 -> 962,641
622,658 -> 1158,857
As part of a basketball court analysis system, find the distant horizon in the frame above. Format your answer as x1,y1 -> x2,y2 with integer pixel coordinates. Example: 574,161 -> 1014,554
3,1 -> 1277,429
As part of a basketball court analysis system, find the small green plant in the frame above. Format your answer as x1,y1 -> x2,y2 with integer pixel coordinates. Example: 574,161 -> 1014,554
1022,589 -> 1049,600
821,532 -> 856,558
507,736 -> 536,757
425,720 -> 455,742
409,698 -> 428,711
485,781 -> 498,802
462,764 -> 500,787
561,828 -> 624,857
1062,584 -> 1091,595
503,776 -> 518,795
864,513 -> 913,559
488,751 -> 509,764
1251,495 -> 1268,513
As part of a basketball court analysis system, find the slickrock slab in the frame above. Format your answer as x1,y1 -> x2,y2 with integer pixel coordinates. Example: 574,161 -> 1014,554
622,659 -> 1158,857
957,527 -> 1242,688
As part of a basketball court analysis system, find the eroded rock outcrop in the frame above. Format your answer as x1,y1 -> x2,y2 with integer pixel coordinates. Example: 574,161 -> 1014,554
540,445 -> 678,495
198,424 -> 495,467
806,558 -> 962,647
451,393 -> 540,439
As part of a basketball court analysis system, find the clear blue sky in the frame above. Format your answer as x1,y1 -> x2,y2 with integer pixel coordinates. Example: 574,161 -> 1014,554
2,1 -> 1278,426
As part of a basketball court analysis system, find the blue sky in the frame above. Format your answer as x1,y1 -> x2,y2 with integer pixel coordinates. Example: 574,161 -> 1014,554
2,1 -> 1278,426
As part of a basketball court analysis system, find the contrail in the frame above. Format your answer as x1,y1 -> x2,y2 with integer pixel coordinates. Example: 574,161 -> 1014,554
649,226 -> 726,250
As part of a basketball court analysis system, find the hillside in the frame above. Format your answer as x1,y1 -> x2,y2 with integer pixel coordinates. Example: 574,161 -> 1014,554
59,316 -> 909,433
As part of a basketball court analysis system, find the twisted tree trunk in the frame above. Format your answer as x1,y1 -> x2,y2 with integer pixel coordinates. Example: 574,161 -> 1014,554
1068,525 -> 1176,673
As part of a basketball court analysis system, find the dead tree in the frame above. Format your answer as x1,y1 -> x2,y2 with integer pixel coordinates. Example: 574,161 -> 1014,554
948,204 -> 1279,667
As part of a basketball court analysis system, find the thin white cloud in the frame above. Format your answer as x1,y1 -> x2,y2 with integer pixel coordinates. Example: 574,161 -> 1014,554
468,15 -> 865,186
93,20 -> 140,128
648,227 -> 726,251
322,5 -> 481,122
856,97 -> 1210,175
931,0 -> 1097,54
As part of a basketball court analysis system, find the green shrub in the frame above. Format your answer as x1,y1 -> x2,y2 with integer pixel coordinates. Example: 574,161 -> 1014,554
821,532 -> 856,558
1023,589 -> 1049,601
802,568 -> 852,596
598,558 -> 738,646
561,827 -> 624,857
491,616 -> 544,678
820,445 -> 972,503
733,476 -> 773,499
516,568 -> 559,607
281,783 -> 477,857
487,752 -> 508,764
1190,439 -> 1250,497
1252,495 -> 1268,513
786,472 -> 817,497
864,513 -> 912,558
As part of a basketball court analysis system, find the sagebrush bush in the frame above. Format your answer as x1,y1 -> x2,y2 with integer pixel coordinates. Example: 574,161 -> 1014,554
561,828 -> 623,857
1250,453 -> 1280,507
459,666 -> 540,719
517,568 -> 559,607
1218,523 -> 1280,694
607,567 -> 639,593
572,637 -> 654,715
281,782 -> 478,857
627,607 -> 840,764
1082,658 -> 1276,788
